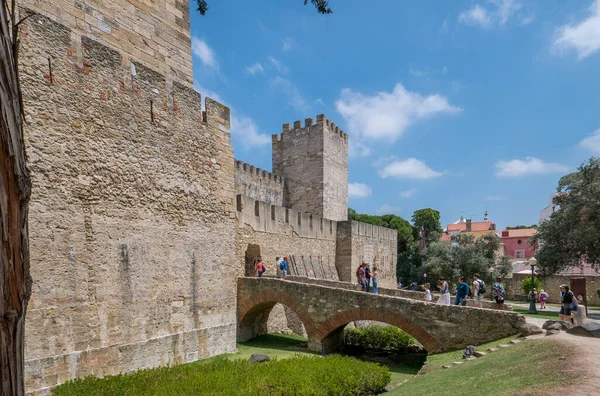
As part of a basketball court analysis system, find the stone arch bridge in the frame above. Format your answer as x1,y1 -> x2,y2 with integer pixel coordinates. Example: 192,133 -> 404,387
237,277 -> 529,353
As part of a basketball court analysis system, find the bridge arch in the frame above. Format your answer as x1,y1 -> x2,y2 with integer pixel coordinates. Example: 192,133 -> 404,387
314,307 -> 442,353
237,289 -> 317,342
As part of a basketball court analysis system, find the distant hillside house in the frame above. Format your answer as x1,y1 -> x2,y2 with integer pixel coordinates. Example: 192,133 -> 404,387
440,211 -> 497,244
500,228 -> 537,260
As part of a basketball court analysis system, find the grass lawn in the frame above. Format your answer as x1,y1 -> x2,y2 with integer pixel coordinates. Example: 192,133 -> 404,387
235,334 -> 421,386
512,307 -> 559,321
389,338 -> 576,395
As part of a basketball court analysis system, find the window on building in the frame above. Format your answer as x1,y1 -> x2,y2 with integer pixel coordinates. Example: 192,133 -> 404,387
517,239 -> 522,245
515,250 -> 525,259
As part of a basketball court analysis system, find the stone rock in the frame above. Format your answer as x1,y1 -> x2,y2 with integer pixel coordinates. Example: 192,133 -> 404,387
462,345 -> 476,359
566,323 -> 600,338
546,330 -> 559,336
487,347 -> 499,352
453,361 -> 464,365
465,356 -> 477,361
519,323 -> 543,336
473,351 -> 487,358
442,365 -> 453,369
498,344 -> 511,348
542,320 -> 574,331
510,339 -> 522,344
248,354 -> 270,363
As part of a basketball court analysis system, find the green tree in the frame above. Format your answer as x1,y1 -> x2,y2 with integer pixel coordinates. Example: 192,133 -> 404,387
494,256 -> 513,278
195,0 -> 333,15
423,233 -> 500,284
521,277 -> 542,295
532,157 -> 600,276
506,225 -> 537,230
411,208 -> 443,248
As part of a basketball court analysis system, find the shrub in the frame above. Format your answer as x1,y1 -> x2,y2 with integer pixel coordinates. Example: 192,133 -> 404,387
52,355 -> 390,396
597,288 -> 600,299
521,276 -> 542,295
343,324 -> 417,352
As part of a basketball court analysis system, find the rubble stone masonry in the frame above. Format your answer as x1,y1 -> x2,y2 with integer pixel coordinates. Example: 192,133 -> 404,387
20,10 -> 235,393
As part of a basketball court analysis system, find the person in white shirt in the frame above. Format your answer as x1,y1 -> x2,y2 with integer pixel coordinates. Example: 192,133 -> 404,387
423,283 -> 432,302
472,274 -> 483,308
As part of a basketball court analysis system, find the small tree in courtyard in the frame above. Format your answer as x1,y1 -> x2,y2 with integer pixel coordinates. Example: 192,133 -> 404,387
521,277 -> 542,295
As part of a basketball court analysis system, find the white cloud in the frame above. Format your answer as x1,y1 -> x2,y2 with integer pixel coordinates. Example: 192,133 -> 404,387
554,0 -> 600,60
459,4 -> 492,28
400,188 -> 417,198
348,183 -> 372,198
493,0 -> 522,25
270,76 -> 309,112
267,56 -> 289,74
282,37 -> 296,51
409,68 -> 425,77
458,0 -> 530,29
579,129 -> 600,153
244,62 -> 264,75
335,83 -> 461,142
191,37 -> 219,71
348,140 -> 371,158
495,157 -> 569,178
440,18 -> 449,34
379,158 -> 445,180
485,195 -> 507,201
231,115 -> 271,148
376,204 -> 401,215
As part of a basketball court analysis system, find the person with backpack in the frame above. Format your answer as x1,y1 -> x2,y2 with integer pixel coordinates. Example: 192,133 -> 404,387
365,264 -> 372,292
472,273 -> 485,308
454,277 -> 469,306
559,284 -> 575,323
276,257 -> 283,278
280,256 -> 288,279
539,289 -> 549,309
358,263 -> 367,291
494,277 -> 505,309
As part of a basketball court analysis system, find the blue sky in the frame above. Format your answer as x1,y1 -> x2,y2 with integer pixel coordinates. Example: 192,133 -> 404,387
189,0 -> 600,230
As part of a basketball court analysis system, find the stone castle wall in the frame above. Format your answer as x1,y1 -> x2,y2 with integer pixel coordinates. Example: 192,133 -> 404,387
506,273 -> 600,306
20,11 -> 236,393
336,221 -> 397,289
234,160 -> 283,206
272,115 -> 349,222
19,0 -> 193,84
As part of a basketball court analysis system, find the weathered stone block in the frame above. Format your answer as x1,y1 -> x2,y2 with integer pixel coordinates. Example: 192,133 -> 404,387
566,323 -> 600,338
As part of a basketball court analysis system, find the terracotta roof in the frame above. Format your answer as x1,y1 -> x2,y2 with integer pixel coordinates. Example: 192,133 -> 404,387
502,229 -> 537,238
440,233 -> 452,242
447,223 -> 466,231
470,221 -> 494,231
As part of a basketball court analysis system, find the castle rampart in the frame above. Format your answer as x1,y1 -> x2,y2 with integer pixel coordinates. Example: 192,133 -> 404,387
19,0 -> 194,84
234,160 -> 284,206
20,10 -> 235,393
336,221 -> 398,289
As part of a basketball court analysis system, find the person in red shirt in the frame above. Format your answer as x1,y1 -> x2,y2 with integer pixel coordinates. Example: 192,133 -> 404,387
256,258 -> 265,277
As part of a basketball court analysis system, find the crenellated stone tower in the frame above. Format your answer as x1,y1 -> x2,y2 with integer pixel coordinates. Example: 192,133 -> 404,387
272,115 -> 349,221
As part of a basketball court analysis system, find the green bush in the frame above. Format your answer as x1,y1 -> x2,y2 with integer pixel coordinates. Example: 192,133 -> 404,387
52,355 -> 390,396
343,324 -> 417,352
521,276 -> 542,295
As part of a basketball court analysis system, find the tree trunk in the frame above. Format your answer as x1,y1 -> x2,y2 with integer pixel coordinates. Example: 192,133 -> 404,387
0,2 -> 32,395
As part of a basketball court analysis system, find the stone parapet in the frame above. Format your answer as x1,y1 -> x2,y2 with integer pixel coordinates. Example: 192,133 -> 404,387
236,194 -> 337,241
234,160 -> 284,206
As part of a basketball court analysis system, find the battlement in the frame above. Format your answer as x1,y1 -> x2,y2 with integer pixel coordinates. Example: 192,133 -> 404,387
338,221 -> 397,241
235,160 -> 283,184
236,194 -> 337,241
272,114 -> 348,143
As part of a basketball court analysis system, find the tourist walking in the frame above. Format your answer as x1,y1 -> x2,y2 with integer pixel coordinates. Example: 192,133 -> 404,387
275,257 -> 282,278
371,266 -> 379,294
472,273 -> 484,308
436,277 -> 451,305
358,263 -> 367,291
493,277 -> 505,309
409,281 -> 417,291
365,264 -> 372,292
256,258 -> 265,277
573,294 -> 586,326
423,283 -> 432,302
539,289 -> 549,309
559,284 -> 575,323
454,277 -> 469,306
280,256 -> 288,279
